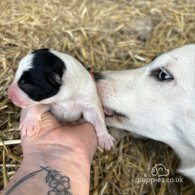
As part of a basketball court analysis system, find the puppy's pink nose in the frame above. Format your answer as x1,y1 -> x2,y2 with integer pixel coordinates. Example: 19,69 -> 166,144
8,84 -> 19,102
7,84 -> 32,108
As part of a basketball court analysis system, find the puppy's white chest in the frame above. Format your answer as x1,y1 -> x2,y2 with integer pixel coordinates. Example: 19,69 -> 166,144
51,101 -> 82,121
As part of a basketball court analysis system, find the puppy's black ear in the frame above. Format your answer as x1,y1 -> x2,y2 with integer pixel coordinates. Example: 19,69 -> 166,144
46,72 -> 62,86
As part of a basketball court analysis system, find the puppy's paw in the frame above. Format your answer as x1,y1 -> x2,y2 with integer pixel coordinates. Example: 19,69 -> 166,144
98,133 -> 114,150
19,118 -> 40,137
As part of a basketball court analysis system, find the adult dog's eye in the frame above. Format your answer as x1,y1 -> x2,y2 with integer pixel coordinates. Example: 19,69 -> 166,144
151,68 -> 174,81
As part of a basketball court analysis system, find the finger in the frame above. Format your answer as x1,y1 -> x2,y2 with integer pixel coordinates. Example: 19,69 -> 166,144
21,112 -> 61,144
40,112 -> 61,133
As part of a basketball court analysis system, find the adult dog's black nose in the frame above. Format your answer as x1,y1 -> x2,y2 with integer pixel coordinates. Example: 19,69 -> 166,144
92,72 -> 105,82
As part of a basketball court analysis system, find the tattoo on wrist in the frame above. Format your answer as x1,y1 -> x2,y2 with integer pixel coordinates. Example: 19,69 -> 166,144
5,166 -> 72,195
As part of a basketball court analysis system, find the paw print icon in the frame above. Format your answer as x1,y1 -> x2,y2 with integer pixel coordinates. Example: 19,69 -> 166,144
151,164 -> 169,177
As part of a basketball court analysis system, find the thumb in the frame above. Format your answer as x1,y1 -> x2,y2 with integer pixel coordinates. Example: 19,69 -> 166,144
40,111 -> 61,132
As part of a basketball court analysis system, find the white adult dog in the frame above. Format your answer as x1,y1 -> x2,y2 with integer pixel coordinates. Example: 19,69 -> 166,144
95,44 -> 195,182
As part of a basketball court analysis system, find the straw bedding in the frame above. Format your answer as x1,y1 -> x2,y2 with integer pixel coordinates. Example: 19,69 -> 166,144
0,0 -> 195,194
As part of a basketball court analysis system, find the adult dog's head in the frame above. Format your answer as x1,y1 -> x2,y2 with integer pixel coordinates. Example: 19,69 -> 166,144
95,44 -> 195,181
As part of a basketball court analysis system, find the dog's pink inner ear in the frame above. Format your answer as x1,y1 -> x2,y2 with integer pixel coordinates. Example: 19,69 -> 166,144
46,72 -> 62,86
53,73 -> 61,84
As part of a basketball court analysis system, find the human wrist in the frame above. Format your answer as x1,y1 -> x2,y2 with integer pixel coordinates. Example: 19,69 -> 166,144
3,145 -> 92,195
22,138 -> 94,165
24,149 -> 91,193
22,144 -> 92,171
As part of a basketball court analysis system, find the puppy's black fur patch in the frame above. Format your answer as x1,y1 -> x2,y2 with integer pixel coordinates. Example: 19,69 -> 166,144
18,49 -> 66,101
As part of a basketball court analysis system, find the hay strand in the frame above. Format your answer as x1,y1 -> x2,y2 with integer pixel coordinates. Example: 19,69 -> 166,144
1,0 -> 195,194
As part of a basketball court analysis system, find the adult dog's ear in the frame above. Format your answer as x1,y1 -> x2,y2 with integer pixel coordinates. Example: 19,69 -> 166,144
46,72 -> 62,86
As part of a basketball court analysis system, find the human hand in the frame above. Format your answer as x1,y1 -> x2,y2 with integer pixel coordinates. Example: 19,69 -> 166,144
20,109 -> 98,165
2,110 -> 98,195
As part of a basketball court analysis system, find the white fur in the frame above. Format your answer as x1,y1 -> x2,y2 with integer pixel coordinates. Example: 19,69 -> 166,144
14,54 -> 33,82
96,44 -> 195,181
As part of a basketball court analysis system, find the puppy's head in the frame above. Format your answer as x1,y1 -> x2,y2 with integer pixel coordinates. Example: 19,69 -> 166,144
96,44 -> 195,142
8,49 -> 66,108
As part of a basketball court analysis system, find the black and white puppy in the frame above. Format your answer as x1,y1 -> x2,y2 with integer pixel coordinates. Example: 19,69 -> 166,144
8,49 -> 114,150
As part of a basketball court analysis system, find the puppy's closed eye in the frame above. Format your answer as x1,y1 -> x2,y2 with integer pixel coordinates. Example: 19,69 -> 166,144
19,79 -> 30,90
18,78 -> 37,94
150,68 -> 174,82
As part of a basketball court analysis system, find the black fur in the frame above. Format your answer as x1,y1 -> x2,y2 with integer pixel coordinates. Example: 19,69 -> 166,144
18,49 -> 66,101
93,72 -> 105,82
